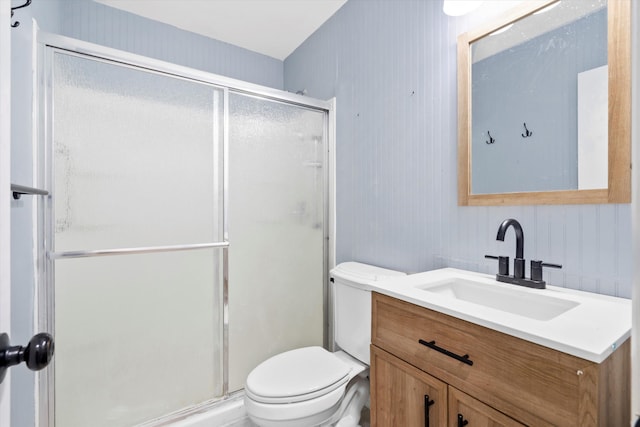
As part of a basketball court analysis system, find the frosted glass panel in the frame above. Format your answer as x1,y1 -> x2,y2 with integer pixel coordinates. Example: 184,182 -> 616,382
52,52 -> 223,251
54,250 -> 222,427
51,51 -> 225,427
228,93 -> 326,391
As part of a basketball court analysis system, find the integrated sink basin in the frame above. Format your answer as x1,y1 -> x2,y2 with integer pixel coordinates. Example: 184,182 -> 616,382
417,278 -> 579,321
371,268 -> 631,363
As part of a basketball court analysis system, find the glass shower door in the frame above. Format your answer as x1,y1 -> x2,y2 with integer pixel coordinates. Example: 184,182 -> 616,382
44,43 -> 330,427
227,93 -> 326,391
49,51 -> 225,427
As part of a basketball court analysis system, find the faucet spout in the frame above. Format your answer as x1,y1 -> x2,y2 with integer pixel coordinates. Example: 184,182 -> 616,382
496,218 -> 524,259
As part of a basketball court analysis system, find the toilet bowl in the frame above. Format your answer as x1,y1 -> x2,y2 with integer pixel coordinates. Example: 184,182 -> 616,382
244,347 -> 367,427
244,262 -> 406,427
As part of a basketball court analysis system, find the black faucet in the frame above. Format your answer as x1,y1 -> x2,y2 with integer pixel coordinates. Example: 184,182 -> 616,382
496,218 -> 525,278
485,218 -> 562,289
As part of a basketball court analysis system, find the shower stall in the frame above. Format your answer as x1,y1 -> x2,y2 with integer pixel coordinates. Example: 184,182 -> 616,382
36,34 -> 333,427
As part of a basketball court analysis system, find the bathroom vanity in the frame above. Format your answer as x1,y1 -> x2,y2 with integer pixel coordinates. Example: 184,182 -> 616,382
368,269 -> 631,426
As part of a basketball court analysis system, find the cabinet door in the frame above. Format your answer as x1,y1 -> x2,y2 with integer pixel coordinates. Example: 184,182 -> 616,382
449,387 -> 525,427
371,345 -> 447,427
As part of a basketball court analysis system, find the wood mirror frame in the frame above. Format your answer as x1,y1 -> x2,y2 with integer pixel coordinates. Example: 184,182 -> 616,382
458,0 -> 630,206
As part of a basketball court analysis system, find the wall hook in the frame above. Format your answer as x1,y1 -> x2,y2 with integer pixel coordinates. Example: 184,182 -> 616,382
521,122 -> 533,138
485,131 -> 495,144
10,0 -> 32,28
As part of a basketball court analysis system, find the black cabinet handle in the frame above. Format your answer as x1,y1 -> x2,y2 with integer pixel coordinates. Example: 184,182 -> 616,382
424,394 -> 435,427
418,339 -> 473,366
458,414 -> 469,427
0,332 -> 55,384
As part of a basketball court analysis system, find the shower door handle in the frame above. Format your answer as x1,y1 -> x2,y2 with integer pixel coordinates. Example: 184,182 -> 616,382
0,332 -> 55,384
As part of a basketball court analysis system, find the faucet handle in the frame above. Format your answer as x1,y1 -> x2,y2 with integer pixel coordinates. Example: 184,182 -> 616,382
530,260 -> 562,282
542,262 -> 562,269
485,255 -> 509,276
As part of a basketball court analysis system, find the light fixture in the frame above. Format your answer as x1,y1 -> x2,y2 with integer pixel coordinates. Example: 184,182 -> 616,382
443,0 -> 485,17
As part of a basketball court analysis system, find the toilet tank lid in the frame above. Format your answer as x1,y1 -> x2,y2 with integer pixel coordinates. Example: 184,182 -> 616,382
330,262 -> 406,283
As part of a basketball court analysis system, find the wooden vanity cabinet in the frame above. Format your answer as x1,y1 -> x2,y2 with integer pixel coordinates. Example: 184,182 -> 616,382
448,386 -> 524,427
371,345 -> 522,427
370,345 -> 447,427
370,292 -> 630,427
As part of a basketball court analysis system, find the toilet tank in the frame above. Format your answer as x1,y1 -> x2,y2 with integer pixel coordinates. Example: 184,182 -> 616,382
330,262 -> 406,365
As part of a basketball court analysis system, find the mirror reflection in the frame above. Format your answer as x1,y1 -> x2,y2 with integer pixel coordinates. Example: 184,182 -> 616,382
471,0 -> 607,195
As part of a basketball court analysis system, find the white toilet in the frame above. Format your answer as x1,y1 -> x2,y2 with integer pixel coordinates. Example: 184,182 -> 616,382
244,262 -> 406,427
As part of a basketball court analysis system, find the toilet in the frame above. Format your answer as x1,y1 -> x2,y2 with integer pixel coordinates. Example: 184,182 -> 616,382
244,262 -> 406,427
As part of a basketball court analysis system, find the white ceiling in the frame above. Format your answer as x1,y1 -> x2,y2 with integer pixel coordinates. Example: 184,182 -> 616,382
94,0 -> 348,61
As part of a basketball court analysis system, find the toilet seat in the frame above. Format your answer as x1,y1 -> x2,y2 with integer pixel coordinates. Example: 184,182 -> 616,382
245,382 -> 347,425
245,346 -> 351,404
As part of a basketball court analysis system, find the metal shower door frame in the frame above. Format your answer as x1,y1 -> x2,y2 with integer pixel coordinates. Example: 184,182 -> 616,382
35,31 -> 335,427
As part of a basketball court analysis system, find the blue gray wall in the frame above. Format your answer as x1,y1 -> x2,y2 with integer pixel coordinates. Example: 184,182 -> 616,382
10,1 -> 283,426
7,0 -> 636,425
472,9 -> 607,193
284,0 -> 632,298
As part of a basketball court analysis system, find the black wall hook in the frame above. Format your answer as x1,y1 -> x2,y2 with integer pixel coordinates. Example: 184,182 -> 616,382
486,131 -> 495,144
11,0 -> 32,28
521,122 -> 533,138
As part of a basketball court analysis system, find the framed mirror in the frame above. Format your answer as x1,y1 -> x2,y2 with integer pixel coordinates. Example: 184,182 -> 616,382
458,0 -> 630,206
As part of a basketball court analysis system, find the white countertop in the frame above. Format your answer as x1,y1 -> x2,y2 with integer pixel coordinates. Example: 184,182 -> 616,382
371,268 -> 631,363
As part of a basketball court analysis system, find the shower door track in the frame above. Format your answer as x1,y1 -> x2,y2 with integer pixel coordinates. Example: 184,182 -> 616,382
35,30 -> 335,427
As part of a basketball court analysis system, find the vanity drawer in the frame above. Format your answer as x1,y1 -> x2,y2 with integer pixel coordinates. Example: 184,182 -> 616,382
371,292 -> 627,426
